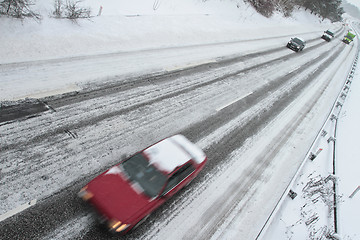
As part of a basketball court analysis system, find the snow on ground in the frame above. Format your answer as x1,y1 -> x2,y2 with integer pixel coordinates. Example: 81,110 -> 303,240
1,0 -> 326,63
337,57 -> 360,239
260,26 -> 360,239
0,0 -> 331,101
1,0 -> 359,239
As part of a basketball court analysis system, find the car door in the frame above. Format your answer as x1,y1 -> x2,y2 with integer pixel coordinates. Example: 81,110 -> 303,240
162,162 -> 195,197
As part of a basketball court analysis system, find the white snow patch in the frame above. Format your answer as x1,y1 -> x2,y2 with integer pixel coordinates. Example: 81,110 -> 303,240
104,166 -> 122,175
144,136 -> 192,173
170,134 -> 206,164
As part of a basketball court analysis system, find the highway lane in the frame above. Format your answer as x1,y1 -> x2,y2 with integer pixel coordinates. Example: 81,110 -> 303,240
0,27 -> 351,239
0,26 -> 344,124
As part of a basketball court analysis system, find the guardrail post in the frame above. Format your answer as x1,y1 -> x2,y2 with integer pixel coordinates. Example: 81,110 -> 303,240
327,137 -> 336,143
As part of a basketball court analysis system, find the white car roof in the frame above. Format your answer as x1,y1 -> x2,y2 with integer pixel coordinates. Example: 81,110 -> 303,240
144,134 -> 206,173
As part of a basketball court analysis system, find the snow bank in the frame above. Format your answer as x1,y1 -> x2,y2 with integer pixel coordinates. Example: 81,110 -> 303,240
0,0 -> 330,64
261,32 -> 360,239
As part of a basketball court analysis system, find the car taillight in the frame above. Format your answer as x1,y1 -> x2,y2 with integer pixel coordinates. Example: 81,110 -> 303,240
115,223 -> 130,232
78,186 -> 94,201
108,219 -> 130,232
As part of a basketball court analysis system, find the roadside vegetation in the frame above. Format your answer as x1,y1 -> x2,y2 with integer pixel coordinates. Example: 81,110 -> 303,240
245,0 -> 344,21
0,0 -> 345,22
0,0 -> 41,20
0,0 -> 91,21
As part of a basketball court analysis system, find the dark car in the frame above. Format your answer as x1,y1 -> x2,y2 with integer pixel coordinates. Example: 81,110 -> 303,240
78,134 -> 207,234
287,37 -> 306,52
321,30 -> 334,42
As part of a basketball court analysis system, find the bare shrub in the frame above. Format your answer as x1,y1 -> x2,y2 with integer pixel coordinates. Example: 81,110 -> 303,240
53,0 -> 62,18
273,0 -> 296,17
64,0 -> 90,20
0,0 -> 41,20
245,0 -> 275,17
51,0 -> 91,21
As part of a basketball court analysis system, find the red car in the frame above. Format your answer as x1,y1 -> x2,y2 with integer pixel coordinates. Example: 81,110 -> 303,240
79,134 -> 207,234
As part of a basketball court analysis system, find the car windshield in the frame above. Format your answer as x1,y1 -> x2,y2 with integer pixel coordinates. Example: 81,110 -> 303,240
121,153 -> 167,198
292,38 -> 303,45
326,30 -> 333,36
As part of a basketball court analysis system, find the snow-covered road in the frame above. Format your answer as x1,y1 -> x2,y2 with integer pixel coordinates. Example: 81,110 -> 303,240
1,24 -> 357,239
2,0 -> 359,239
0,27 -> 335,102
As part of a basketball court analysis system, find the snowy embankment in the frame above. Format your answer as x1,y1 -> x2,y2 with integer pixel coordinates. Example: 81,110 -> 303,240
0,0 -> 332,101
260,23 -> 360,240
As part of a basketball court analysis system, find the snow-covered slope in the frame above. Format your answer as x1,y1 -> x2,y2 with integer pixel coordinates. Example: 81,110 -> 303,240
1,0 -> 328,64
261,43 -> 360,239
2,0 -> 249,63
0,0 -> 332,101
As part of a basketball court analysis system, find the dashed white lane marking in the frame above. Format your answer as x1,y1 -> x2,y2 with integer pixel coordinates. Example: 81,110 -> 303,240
0,199 -> 37,222
216,92 -> 253,112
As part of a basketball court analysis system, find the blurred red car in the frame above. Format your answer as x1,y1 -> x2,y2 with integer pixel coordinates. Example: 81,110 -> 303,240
79,134 -> 207,234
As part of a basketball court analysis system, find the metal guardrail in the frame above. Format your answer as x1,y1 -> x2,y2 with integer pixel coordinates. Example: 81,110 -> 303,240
256,42 -> 359,240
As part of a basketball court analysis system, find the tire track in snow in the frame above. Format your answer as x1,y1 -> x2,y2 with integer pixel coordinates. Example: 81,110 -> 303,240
1,36 -> 339,152
1,26 -> 345,126
114,45 -> 347,240
0,32 -> 348,239
0,39 -> 339,210
133,44 -> 348,240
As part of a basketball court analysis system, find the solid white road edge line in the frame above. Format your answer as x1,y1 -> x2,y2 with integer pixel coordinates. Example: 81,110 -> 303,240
216,92 -> 253,112
0,199 -> 37,222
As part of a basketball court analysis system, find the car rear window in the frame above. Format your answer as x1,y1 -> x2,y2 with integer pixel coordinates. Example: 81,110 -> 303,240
326,30 -> 334,36
293,38 -> 304,44
121,153 -> 167,198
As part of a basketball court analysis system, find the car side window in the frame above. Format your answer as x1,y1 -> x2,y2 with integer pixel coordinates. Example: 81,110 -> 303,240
164,163 -> 195,194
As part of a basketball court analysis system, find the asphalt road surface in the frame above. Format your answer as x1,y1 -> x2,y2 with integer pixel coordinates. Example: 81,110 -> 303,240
0,26 -> 355,239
